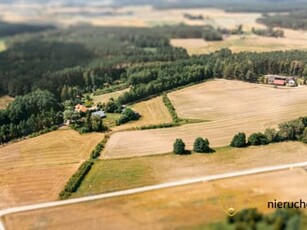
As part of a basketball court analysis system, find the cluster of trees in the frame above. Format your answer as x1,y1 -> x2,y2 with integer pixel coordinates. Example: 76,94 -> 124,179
155,25 -> 223,41
258,11 -> 307,30
230,116 -> 307,148
227,208 -> 301,230
218,25 -> 243,35
173,137 -> 212,155
0,90 -> 62,143
119,49 -> 307,104
66,110 -> 106,134
183,13 -> 204,20
252,27 -> 284,38
116,108 -> 140,125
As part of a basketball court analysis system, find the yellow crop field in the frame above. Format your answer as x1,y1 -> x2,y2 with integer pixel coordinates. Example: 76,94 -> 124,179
103,80 -> 307,158
0,96 -> 13,109
4,169 -> 307,229
0,129 -> 104,208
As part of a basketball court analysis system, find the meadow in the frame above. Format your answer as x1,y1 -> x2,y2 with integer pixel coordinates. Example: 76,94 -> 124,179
76,142 -> 307,196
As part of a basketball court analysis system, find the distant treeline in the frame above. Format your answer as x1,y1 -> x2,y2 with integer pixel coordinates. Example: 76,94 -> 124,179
0,21 -> 55,36
118,49 -> 307,104
115,0 -> 307,12
257,11 -> 307,30
252,27 -> 284,37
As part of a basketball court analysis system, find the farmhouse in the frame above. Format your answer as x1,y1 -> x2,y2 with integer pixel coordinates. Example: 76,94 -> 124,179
75,104 -> 88,113
92,110 -> 106,118
265,75 -> 297,87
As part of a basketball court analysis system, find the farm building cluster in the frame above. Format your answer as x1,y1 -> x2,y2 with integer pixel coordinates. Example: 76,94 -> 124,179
74,104 -> 106,118
264,75 -> 297,87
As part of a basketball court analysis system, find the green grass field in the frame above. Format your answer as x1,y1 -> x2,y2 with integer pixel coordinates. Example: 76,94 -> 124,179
74,142 -> 307,198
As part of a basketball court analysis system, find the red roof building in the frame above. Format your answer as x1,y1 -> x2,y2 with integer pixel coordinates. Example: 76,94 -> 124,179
75,104 -> 88,113
273,79 -> 286,86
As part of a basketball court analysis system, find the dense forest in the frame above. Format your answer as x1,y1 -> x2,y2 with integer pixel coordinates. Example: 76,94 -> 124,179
0,25 -> 225,98
257,11 -> 307,30
0,90 -> 62,143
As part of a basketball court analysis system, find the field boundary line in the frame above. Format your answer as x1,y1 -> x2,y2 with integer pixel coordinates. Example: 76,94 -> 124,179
1,161 -> 307,220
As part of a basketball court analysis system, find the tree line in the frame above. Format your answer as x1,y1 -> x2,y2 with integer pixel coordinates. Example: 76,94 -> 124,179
118,49 -> 307,104
257,11 -> 307,30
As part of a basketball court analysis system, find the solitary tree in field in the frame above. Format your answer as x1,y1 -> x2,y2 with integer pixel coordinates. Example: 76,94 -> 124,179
173,139 -> 185,155
193,137 -> 211,153
230,132 -> 246,148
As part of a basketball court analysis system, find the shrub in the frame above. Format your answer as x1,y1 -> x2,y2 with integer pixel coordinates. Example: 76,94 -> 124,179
173,138 -> 185,154
193,137 -> 211,153
116,108 -> 140,125
162,94 -> 180,123
264,128 -> 279,143
277,119 -> 305,141
230,132 -> 246,148
301,127 -> 307,144
248,133 -> 269,146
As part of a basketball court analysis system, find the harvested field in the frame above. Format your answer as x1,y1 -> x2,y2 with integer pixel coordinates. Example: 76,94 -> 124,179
0,129 -> 104,208
4,169 -> 307,230
0,95 -> 13,109
104,80 -> 307,158
82,142 -> 307,196
0,5 -> 261,28
111,96 -> 172,131
171,29 -> 307,55
92,88 -> 130,105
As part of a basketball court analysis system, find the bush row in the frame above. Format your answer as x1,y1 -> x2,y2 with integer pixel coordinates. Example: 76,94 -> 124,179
90,138 -> 108,159
230,116 -> 307,148
59,161 -> 94,199
138,123 -> 179,130
162,93 -> 180,123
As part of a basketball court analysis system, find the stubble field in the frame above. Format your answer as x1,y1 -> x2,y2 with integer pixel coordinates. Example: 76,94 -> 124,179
171,29 -> 307,55
103,80 -> 307,158
0,129 -> 104,208
4,169 -> 307,230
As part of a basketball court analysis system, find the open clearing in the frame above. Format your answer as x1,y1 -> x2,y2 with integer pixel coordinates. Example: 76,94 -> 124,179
4,169 -> 307,230
171,29 -> 307,55
112,96 -> 172,131
92,88 -> 130,105
79,142 -> 307,196
103,80 -> 307,158
0,129 -> 103,209
0,96 -> 13,109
